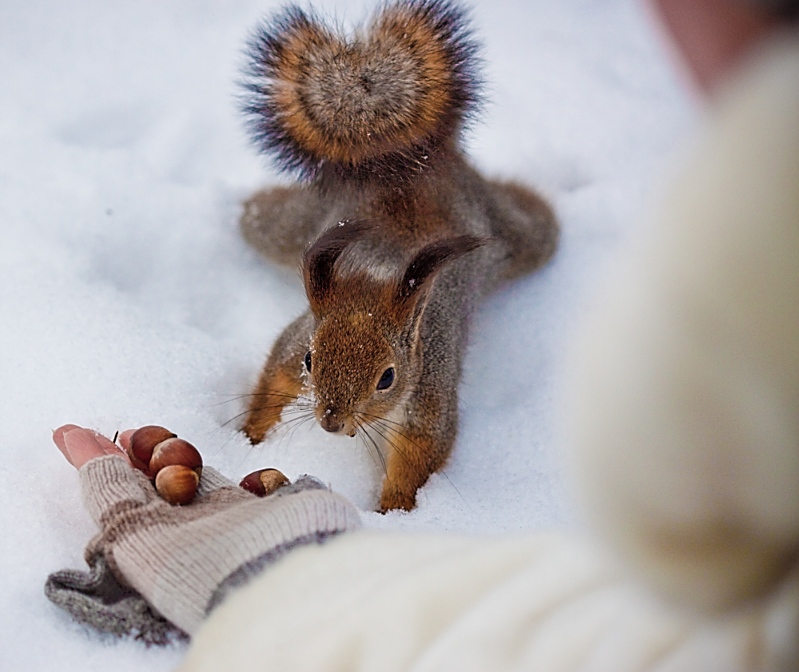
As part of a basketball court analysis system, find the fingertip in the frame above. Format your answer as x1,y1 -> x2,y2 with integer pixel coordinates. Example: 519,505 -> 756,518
62,428 -> 106,469
53,424 -> 82,451
118,429 -> 136,451
92,431 -> 124,455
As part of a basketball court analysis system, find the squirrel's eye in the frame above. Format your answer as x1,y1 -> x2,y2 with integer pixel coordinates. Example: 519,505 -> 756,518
376,367 -> 395,391
304,351 -> 312,373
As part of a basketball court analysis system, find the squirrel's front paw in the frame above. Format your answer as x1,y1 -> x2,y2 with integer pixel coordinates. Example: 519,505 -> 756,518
378,487 -> 417,513
241,416 -> 273,445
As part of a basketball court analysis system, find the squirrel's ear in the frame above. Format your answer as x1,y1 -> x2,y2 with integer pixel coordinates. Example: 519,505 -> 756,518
396,235 -> 486,313
303,220 -> 371,314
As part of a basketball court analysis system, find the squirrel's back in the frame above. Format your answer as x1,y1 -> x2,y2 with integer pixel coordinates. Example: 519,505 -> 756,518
241,0 -> 481,183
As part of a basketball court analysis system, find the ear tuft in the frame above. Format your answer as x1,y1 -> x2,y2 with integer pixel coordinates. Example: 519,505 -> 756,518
303,220 -> 373,313
397,235 -> 485,303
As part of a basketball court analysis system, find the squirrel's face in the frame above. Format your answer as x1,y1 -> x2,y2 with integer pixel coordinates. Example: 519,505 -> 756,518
299,220 -> 484,437
304,310 -> 418,437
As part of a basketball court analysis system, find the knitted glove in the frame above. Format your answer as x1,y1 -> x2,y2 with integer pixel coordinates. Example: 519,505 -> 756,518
46,455 -> 361,642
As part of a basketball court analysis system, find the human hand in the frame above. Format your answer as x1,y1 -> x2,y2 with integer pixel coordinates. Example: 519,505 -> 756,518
47,423 -> 361,640
53,424 -> 132,470
55,424 -> 210,505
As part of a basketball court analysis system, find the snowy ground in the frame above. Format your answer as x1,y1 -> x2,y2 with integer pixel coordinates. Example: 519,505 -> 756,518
0,0 -> 694,669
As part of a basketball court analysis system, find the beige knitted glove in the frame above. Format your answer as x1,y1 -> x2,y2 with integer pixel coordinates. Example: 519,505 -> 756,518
46,454 -> 361,642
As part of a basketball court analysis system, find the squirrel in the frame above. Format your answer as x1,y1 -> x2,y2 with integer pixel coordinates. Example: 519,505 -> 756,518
237,0 -> 558,511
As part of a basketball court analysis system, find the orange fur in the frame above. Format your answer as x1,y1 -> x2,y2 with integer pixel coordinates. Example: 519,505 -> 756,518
243,365 -> 305,444
379,431 -> 449,512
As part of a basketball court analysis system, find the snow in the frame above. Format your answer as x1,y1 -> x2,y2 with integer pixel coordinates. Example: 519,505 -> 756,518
0,0 -> 694,669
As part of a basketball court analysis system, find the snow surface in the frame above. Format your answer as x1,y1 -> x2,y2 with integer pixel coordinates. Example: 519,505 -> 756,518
0,0 -> 695,669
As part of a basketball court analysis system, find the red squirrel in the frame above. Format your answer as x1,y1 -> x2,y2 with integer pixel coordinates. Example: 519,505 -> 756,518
238,0 -> 558,511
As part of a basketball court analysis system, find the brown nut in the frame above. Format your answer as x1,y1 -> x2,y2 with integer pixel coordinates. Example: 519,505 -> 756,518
239,468 -> 289,497
127,425 -> 177,476
149,437 -> 203,477
154,464 -> 199,505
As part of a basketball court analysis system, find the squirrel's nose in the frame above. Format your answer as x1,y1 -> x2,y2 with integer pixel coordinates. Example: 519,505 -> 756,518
320,408 -> 344,434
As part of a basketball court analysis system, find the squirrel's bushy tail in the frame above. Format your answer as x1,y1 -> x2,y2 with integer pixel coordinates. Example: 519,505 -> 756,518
241,0 -> 481,181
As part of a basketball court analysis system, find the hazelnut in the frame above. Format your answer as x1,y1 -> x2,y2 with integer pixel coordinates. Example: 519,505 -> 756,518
127,425 -> 176,476
155,464 -> 199,505
149,437 -> 203,477
239,468 -> 289,497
